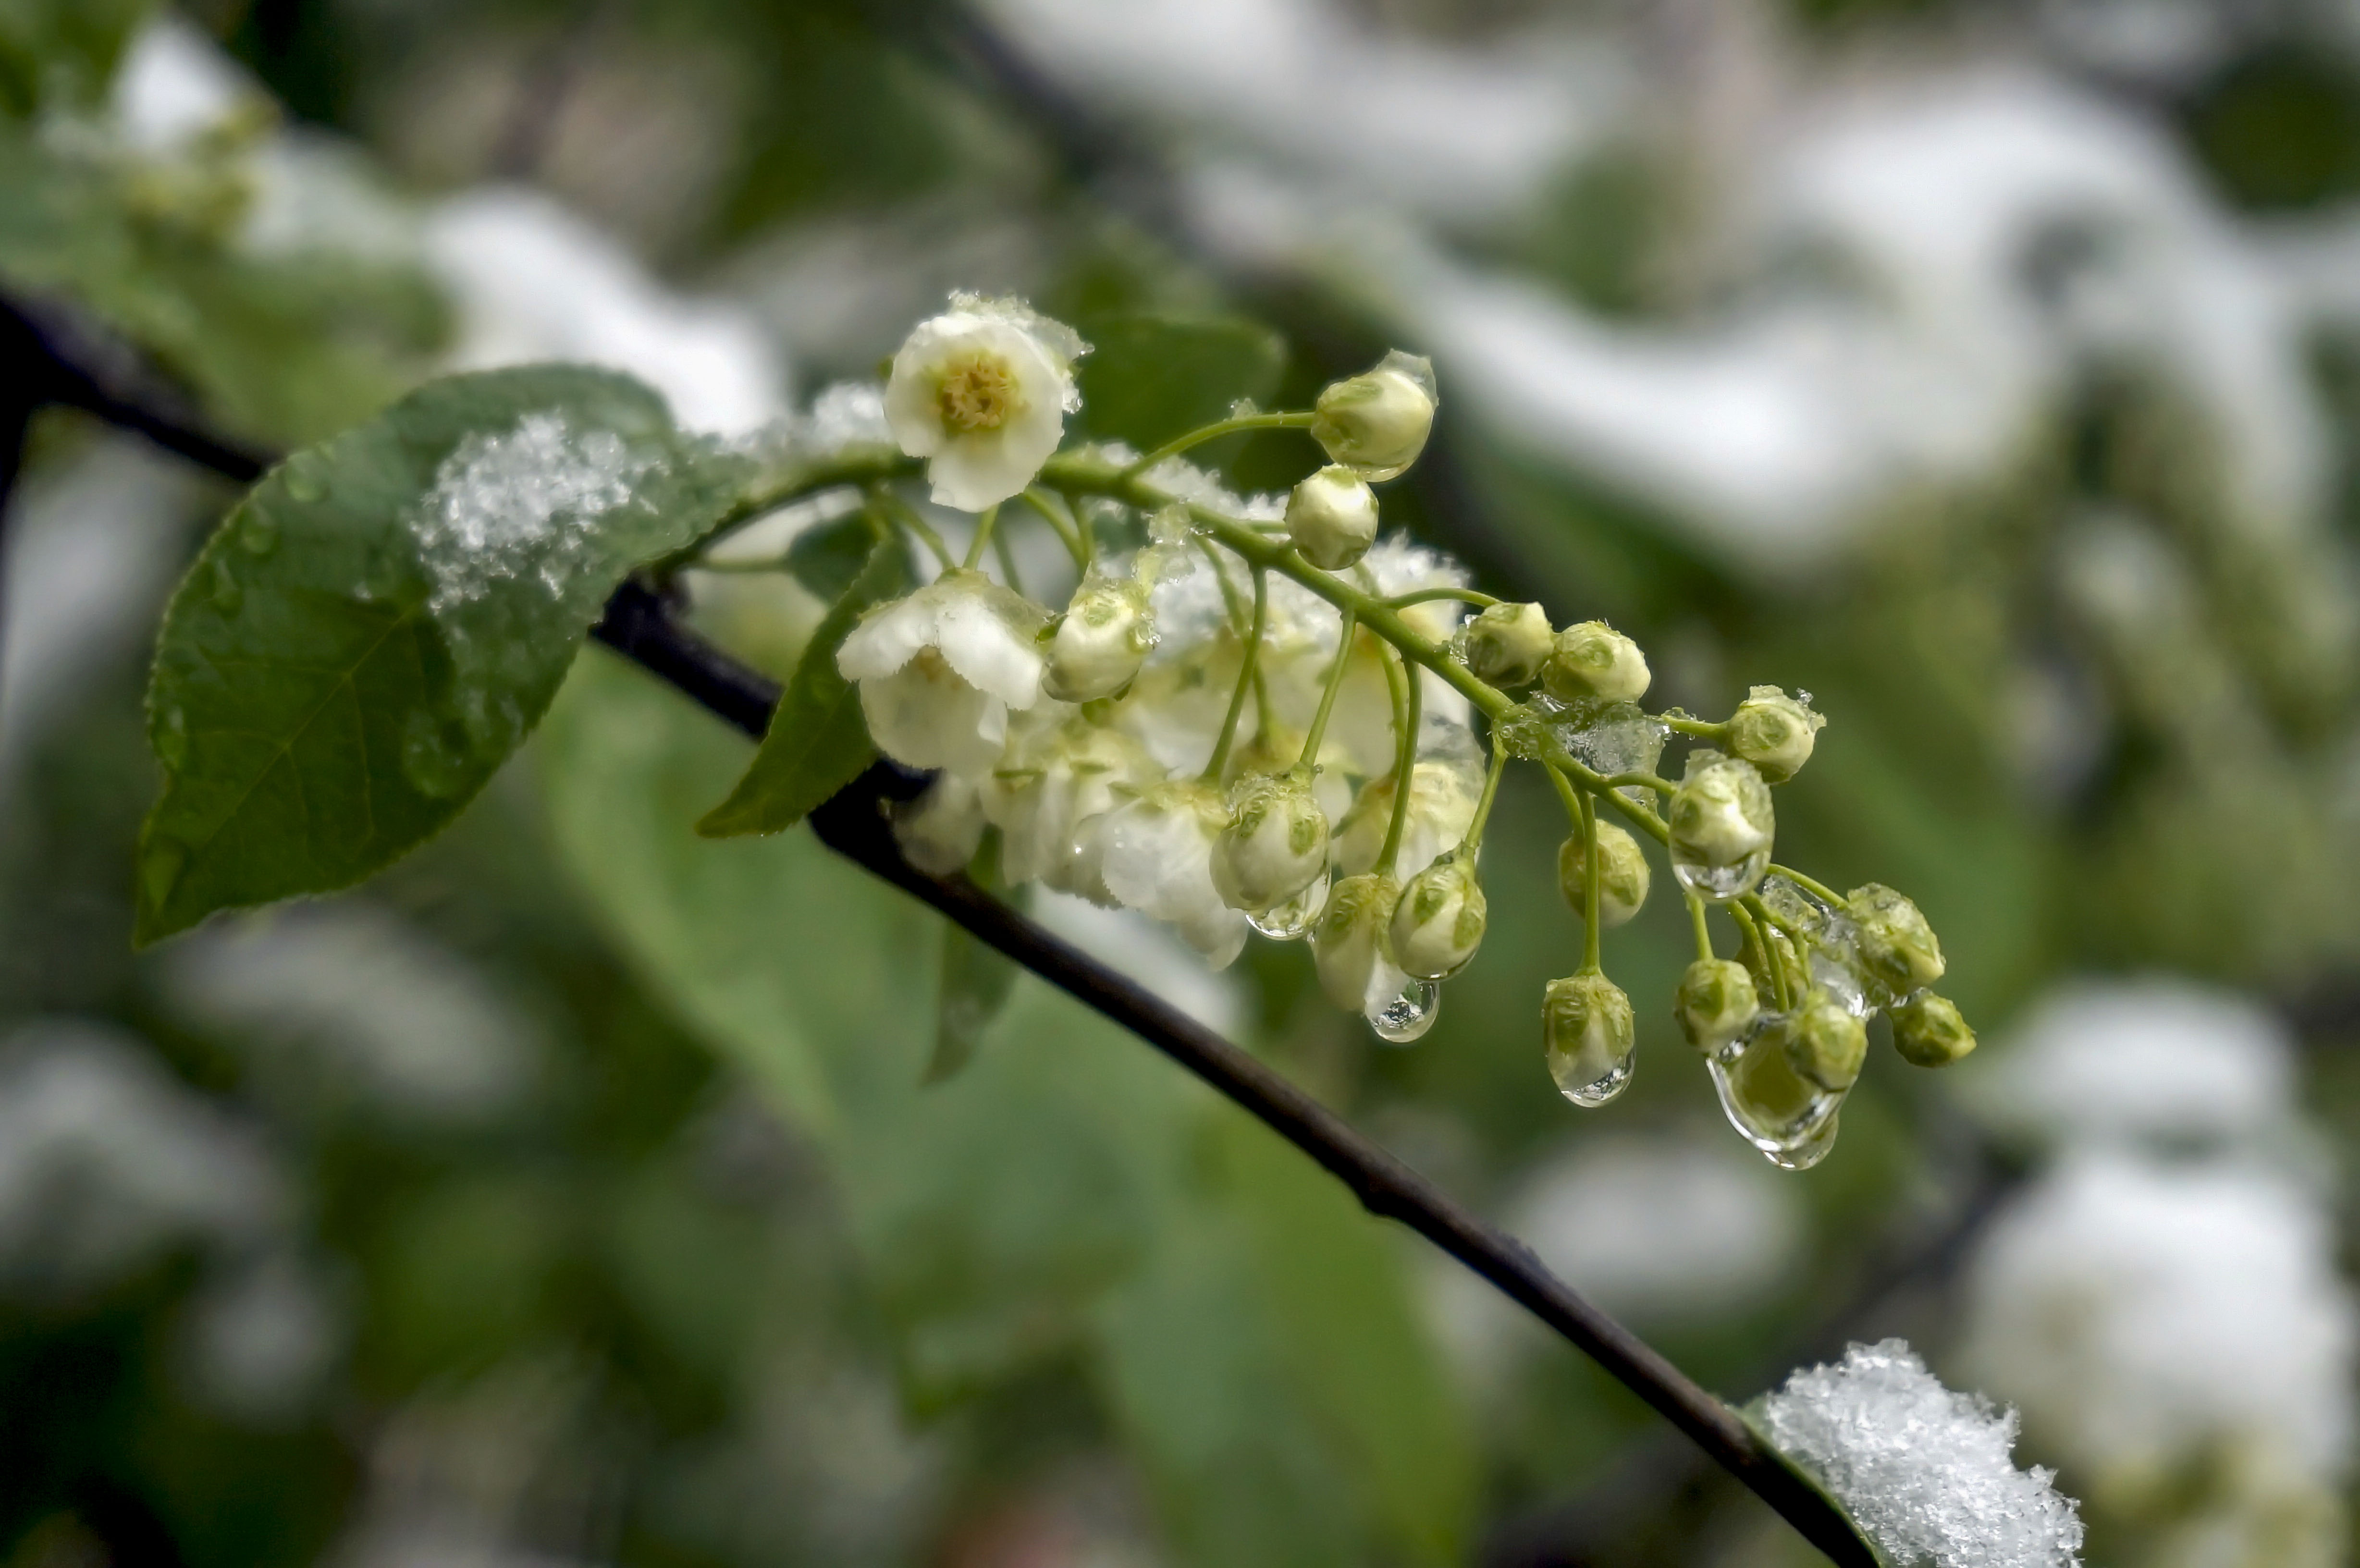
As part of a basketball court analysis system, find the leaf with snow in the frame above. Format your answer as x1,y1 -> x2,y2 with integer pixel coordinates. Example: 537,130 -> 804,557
136,365 -> 753,943
1756,1339 -> 2083,1568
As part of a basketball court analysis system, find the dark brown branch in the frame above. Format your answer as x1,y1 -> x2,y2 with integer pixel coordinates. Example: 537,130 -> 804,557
8,300 -> 1878,1568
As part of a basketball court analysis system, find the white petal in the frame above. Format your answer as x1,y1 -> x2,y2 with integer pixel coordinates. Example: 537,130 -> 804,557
836,593 -> 941,681
935,589 -> 1045,710
858,655 -> 1001,774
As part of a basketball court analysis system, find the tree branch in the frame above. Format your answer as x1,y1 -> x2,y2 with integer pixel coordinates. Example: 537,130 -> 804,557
6,298 -> 1879,1568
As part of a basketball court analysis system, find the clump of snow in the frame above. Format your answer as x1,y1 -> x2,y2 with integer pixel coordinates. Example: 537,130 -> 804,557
1759,1339 -> 2084,1568
414,410 -> 655,616
425,188 -> 787,437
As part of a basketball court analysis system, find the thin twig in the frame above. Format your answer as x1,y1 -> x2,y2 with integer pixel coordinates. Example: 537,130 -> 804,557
10,298 -> 1880,1568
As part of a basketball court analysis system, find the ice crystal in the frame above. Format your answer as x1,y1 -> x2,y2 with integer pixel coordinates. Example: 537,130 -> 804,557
1759,1340 -> 2083,1568
415,411 -> 655,616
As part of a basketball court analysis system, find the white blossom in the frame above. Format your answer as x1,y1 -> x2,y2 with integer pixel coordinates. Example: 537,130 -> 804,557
837,572 -> 1047,775
983,714 -> 1158,902
1097,781 -> 1248,967
884,294 -> 1087,511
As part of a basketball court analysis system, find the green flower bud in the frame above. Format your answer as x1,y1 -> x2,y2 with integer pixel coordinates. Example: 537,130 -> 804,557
1312,872 -> 1399,1012
1212,772 -> 1330,914
1389,853 -> 1487,980
1540,620 -> 1651,706
1043,576 -> 1153,701
1285,465 -> 1380,570
1726,685 -> 1824,784
1890,991 -> 1976,1067
1847,883 -> 1945,998
1556,822 -> 1651,927
1785,991 -> 1868,1092
1675,958 -> 1760,1053
1667,750 -> 1773,902
1543,969 -> 1636,1107
1717,1019 -> 1828,1147
1310,350 -> 1437,481
1462,601 -> 1555,687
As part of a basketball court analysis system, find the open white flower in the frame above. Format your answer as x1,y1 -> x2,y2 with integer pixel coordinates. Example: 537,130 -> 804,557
985,715 -> 1158,902
1097,780 -> 1247,968
883,294 -> 1087,511
836,570 -> 1047,775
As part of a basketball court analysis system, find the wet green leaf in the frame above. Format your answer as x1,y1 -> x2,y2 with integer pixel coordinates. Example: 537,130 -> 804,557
1076,312 -> 1287,453
136,365 -> 752,943
785,509 -> 888,603
696,532 -> 907,838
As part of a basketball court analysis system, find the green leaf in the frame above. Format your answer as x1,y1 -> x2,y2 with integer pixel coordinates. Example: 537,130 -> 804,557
695,532 -> 907,838
1075,312 -> 1287,453
0,0 -> 153,117
786,509 -> 888,603
135,365 -> 753,944
928,920 -> 1018,1085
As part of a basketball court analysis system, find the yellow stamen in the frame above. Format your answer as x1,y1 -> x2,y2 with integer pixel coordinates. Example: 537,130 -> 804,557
937,352 -> 1023,434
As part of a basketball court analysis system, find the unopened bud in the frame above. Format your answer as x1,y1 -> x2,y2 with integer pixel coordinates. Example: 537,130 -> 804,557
1676,958 -> 1760,1053
1286,465 -> 1380,570
1313,872 -> 1399,1012
1389,853 -> 1487,980
1667,750 -> 1773,902
1786,991 -> 1868,1092
1043,576 -> 1153,701
1544,970 -> 1636,1107
1848,883 -> 1945,998
1213,772 -> 1330,913
1540,621 -> 1651,706
1726,685 -> 1824,784
1557,822 -> 1651,927
1462,601 -> 1554,687
1310,350 -> 1437,481
1890,991 -> 1976,1067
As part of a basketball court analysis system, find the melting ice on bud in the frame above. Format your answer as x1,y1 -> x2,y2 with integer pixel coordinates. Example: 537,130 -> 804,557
1310,350 -> 1437,482
1787,990 -> 1869,1093
1459,601 -> 1554,687
1540,620 -> 1650,706
1285,464 -> 1380,570
1667,750 -> 1773,903
1312,871 -> 1402,1014
1707,1011 -> 1848,1170
1388,853 -> 1487,980
883,293 -> 1087,511
1727,685 -> 1825,783
1558,821 -> 1651,927
1891,992 -> 1977,1067
1544,970 -> 1636,1107
1212,772 -> 1330,915
1849,883 -> 1946,1001
1044,574 -> 1154,702
1756,1339 -> 2084,1568
1676,958 -> 1760,1053
837,570 -> 1047,775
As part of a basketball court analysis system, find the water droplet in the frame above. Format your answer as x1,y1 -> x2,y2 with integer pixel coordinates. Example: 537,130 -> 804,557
1249,872 -> 1328,941
282,465 -> 326,503
237,511 -> 281,556
1551,1047 -> 1635,1107
401,710 -> 474,799
1367,978 -> 1441,1044
1670,846 -> 1770,904
154,704 -> 189,770
208,556 -> 242,614
1706,1015 -> 1848,1168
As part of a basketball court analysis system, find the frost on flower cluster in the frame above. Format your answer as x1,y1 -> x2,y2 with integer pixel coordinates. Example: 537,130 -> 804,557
1759,1340 -> 2084,1568
694,293 -> 1984,1166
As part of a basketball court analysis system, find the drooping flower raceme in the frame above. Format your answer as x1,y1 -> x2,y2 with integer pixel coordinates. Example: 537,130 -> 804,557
734,303 -> 1969,1168
884,294 -> 1088,510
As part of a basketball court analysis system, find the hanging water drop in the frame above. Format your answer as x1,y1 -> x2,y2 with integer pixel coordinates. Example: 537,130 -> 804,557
1248,871 -> 1327,941
1367,978 -> 1440,1044
282,465 -> 326,504
1706,1016 -> 1847,1168
1550,1047 -> 1634,1108
238,510 -> 281,556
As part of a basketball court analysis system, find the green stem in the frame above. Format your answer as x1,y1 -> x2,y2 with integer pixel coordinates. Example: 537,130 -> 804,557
1377,645 -> 1421,876
1579,787 -> 1602,972
991,524 -> 1024,596
1729,900 -> 1786,1011
872,486 -> 955,572
962,503 -> 1002,571
1463,738 -> 1510,856
1767,864 -> 1846,906
1388,586 -> 1502,611
1122,410 -> 1318,478
1202,565 -> 1268,783
1687,892 -> 1715,964
1298,607 -> 1358,771
1660,713 -> 1727,740
1020,486 -> 1088,571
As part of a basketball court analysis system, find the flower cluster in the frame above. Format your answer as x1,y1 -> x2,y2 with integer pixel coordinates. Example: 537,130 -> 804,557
727,294 -> 1978,1168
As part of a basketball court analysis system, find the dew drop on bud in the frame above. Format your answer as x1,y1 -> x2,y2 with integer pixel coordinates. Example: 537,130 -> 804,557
1704,1016 -> 1848,1170
1367,978 -> 1441,1044
1248,871 -> 1328,941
